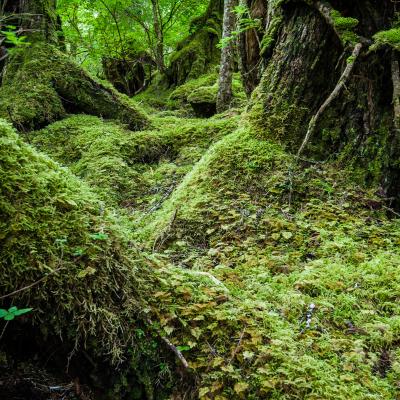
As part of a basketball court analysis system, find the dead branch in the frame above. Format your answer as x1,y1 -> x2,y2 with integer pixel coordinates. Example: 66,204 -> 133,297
146,318 -> 190,369
161,337 -> 189,369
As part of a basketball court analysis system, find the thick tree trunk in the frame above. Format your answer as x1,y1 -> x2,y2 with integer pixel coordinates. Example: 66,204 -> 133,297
217,0 -> 238,113
249,0 -> 399,199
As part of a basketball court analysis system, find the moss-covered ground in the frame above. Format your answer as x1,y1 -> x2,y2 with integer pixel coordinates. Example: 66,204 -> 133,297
1,71 -> 400,400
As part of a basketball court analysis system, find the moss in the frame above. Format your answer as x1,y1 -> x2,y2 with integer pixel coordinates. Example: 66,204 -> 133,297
30,113 -> 238,209
330,10 -> 359,45
371,27 -> 400,51
260,15 -> 284,57
171,73 -> 246,116
137,121 -> 400,399
166,1 -> 222,86
0,118 -> 147,361
170,73 -> 219,102
0,44 -> 149,131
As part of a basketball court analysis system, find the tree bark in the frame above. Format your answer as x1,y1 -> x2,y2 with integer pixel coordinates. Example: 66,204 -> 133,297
151,0 -> 165,73
217,0 -> 238,113
248,0 -> 398,196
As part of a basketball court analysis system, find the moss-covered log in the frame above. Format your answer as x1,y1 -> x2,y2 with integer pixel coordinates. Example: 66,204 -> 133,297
0,0 -> 149,131
0,119 -> 182,399
0,44 -> 149,131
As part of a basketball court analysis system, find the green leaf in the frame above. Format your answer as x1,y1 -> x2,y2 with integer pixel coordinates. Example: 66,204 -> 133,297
176,345 -> 190,352
13,308 -> 33,316
0,309 -> 7,318
90,233 -> 109,240
4,313 -> 15,321
234,382 -> 249,394
8,306 -> 18,313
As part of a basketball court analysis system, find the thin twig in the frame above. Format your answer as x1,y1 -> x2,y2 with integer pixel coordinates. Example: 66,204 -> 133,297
228,329 -> 245,364
0,321 -> 9,341
0,267 -> 63,300
161,337 -> 189,369
146,318 -> 190,369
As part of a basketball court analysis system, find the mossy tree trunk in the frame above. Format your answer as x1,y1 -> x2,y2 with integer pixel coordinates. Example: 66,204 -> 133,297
248,0 -> 400,203
0,0 -> 149,131
150,0 -> 165,73
216,0 -> 238,113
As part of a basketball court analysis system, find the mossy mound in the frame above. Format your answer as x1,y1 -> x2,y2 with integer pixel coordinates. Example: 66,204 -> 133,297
137,123 -> 400,399
0,119 -> 175,397
30,114 -> 238,210
0,44 -> 149,131
171,73 -> 246,117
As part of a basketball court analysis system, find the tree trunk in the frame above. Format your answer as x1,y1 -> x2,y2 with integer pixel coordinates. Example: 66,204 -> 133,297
248,0 -> 399,200
0,0 -> 149,131
237,0 -> 266,97
151,0 -> 165,73
216,0 -> 238,113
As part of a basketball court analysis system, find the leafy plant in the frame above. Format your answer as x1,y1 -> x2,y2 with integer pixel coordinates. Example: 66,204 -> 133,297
0,306 -> 33,321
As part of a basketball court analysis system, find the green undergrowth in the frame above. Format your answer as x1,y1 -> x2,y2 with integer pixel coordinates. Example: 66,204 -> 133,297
135,122 -> 400,399
29,113 -> 238,211
3,66 -> 400,398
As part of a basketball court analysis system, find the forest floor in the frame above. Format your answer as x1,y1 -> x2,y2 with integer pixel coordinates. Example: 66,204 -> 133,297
2,73 -> 400,399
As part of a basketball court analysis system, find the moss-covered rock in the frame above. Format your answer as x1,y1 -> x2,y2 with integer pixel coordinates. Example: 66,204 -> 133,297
171,73 -> 246,117
0,44 -> 149,131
